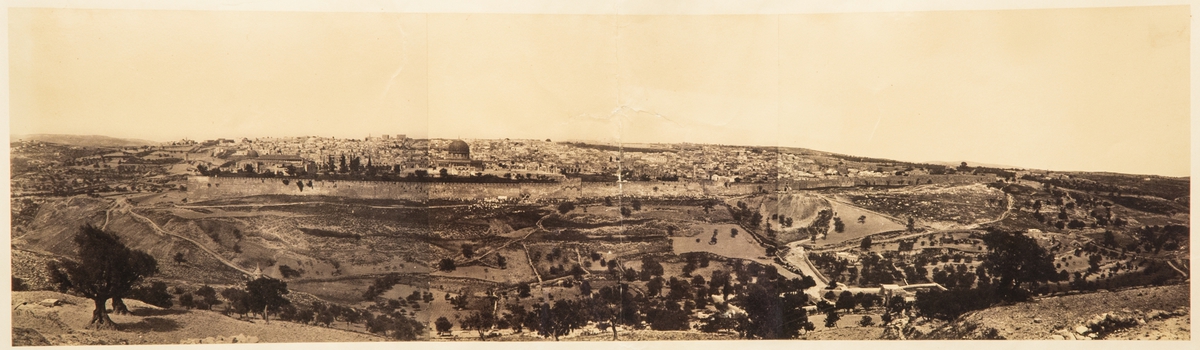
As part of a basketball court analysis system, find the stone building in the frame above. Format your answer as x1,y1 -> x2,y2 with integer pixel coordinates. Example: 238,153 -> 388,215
234,149 -> 317,175
435,140 -> 484,173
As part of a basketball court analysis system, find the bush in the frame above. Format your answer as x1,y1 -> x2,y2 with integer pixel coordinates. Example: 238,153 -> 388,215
279,265 -> 303,278
179,293 -> 195,309
129,281 -> 174,308
195,285 -> 220,309
824,310 -> 840,328
438,259 -> 456,272
914,287 -> 999,321
363,273 -> 403,300
556,202 -> 576,215
435,316 -> 454,334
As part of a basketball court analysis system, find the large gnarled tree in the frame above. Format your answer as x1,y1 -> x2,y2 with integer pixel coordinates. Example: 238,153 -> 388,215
48,224 -> 158,329
980,229 -> 1059,301
245,276 -> 291,324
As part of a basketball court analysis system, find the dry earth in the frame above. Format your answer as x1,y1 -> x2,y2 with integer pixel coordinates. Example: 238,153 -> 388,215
11,291 -> 387,346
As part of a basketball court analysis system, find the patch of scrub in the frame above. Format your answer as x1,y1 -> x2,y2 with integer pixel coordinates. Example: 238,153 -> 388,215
671,224 -> 765,260
816,200 -> 905,247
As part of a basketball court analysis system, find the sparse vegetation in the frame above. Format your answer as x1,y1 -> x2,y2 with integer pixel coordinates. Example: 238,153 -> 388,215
9,137 -> 1189,343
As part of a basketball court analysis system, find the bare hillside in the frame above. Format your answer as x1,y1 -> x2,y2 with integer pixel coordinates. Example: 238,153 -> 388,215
884,284 -> 1189,340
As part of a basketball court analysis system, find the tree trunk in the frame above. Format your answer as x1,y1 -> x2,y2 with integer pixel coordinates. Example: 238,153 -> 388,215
262,306 -> 269,324
111,298 -> 131,315
89,298 -> 116,330
611,321 -> 618,341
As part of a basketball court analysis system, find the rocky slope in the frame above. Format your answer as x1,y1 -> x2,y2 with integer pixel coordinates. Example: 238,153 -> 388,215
882,284 -> 1189,340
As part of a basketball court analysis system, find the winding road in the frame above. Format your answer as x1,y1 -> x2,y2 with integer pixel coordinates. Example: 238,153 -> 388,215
115,199 -> 253,276
774,189 -> 1013,292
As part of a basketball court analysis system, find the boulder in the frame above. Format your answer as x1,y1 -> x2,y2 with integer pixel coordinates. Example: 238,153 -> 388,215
1075,326 -> 1090,334
38,299 -> 62,307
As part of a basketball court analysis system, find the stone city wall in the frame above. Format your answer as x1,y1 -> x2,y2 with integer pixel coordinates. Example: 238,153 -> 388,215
618,181 -> 706,198
780,178 -> 857,190
578,182 -> 621,199
428,180 -> 582,201
701,182 -> 769,196
187,174 -> 997,201
187,176 -> 428,201
851,174 -> 997,187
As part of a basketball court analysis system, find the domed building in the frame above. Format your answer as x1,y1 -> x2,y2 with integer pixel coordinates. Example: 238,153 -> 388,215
446,140 -> 470,160
435,139 -> 484,173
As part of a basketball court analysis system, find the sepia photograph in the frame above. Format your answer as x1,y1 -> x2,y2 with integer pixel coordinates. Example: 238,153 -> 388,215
4,0 -> 1194,347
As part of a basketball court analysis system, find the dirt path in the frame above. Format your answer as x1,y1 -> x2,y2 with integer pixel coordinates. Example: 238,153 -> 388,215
721,201 -> 829,294
776,194 -> 1001,291
462,213 -> 550,265
123,204 -> 252,276
123,207 -> 167,237
101,205 -> 113,231
574,247 -> 591,275
805,191 -> 1011,254
521,243 -> 543,284
970,193 -> 1014,228
815,193 -> 908,226
1166,260 -> 1189,279
779,244 -> 829,287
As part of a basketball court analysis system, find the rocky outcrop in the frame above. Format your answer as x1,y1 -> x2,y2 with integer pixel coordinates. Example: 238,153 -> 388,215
1052,307 -> 1190,340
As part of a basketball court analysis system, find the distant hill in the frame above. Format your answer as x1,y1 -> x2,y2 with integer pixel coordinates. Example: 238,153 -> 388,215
13,134 -> 158,148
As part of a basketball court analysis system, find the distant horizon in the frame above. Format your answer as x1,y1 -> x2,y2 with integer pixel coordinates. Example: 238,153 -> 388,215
10,7 -> 1189,178
11,132 -> 1188,178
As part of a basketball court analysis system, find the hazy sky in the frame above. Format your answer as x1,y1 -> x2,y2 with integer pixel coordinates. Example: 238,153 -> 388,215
9,6 -> 1190,176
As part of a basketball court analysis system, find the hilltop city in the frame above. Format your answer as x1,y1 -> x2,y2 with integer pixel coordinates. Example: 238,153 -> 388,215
10,134 -> 1190,345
